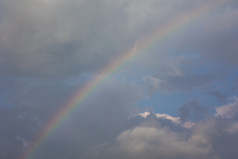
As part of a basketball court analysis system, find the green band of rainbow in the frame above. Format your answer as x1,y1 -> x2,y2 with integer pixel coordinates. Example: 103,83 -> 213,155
20,1 -> 227,159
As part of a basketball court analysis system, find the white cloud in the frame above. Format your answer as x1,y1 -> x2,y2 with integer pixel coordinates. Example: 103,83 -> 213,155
138,111 -> 151,118
114,126 -> 218,159
155,113 -> 181,125
136,112 -> 181,125
215,97 -> 238,118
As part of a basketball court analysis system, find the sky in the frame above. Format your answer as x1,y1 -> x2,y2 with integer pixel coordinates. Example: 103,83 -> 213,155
0,0 -> 238,159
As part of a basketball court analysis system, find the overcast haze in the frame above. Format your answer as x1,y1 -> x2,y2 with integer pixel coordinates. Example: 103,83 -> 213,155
1,0 -> 238,159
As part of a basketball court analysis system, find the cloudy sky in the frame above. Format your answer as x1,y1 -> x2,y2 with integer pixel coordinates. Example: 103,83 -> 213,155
1,0 -> 238,159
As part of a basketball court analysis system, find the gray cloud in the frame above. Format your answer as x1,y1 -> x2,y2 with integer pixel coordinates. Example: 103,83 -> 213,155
137,54 -> 226,94
15,77 -> 142,159
113,126 -> 217,159
208,90 -> 228,103
171,3 -> 238,65
1,0 -> 238,159
0,0 -> 131,77
179,100 -> 208,121
2,77 -> 238,159
215,97 -> 238,118
82,98 -> 238,159
0,0 -> 237,78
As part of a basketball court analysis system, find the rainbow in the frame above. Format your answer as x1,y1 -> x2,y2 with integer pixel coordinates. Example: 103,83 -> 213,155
20,1 -> 227,159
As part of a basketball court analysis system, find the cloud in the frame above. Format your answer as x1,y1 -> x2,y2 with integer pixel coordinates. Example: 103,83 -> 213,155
137,111 -> 151,118
0,106 -> 39,159
139,54 -> 225,93
24,77 -> 143,159
0,0 -> 237,78
143,76 -> 164,96
82,109 -> 238,159
85,124 -> 219,159
0,0 -> 238,159
208,90 -> 228,103
0,0 -> 133,77
2,81 -> 238,159
227,122 -> 238,134
179,100 -> 207,121
182,121 -> 195,129
155,113 -> 181,125
136,112 -> 181,125
176,4 -> 238,65
215,97 -> 238,118
115,126 -> 216,159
